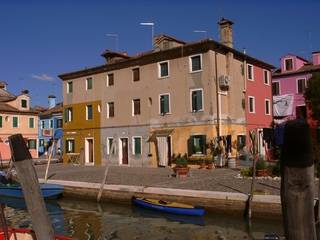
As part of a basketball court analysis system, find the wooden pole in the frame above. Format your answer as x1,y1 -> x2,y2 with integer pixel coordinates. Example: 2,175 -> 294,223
44,140 -> 55,182
97,137 -> 116,202
281,120 -> 316,240
9,134 -> 55,240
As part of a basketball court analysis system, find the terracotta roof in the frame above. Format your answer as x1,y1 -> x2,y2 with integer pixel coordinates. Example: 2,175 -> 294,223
0,88 -> 17,102
39,102 -> 63,118
59,39 -> 275,81
0,102 -> 38,114
154,34 -> 186,45
101,50 -> 131,61
273,64 -> 320,78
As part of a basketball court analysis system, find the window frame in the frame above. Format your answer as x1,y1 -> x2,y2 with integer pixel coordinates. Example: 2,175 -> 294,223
189,134 -> 206,156
132,67 -> 140,82
86,77 -> 93,90
132,99 -> 141,116
40,120 -> 45,129
265,99 -> 271,115
107,102 -> 114,118
107,73 -> 114,87
66,138 -> 75,154
296,78 -> 307,94
248,96 -> 255,113
159,93 -> 171,115
49,119 -> 54,128
247,64 -> 254,81
106,137 -> 115,155
190,88 -> 204,112
0,115 -> 2,128
29,117 -> 34,128
158,61 -> 170,78
56,118 -> 63,128
284,58 -> 293,71
27,139 -> 37,150
272,81 -> 280,96
21,99 -> 27,108
86,105 -> 93,120
132,136 -> 142,155
67,81 -> 73,93
189,54 -> 203,73
263,70 -> 270,85
64,108 -> 73,122
12,116 -> 19,128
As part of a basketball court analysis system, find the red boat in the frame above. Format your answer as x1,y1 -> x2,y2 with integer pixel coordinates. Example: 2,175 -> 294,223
0,227 -> 71,240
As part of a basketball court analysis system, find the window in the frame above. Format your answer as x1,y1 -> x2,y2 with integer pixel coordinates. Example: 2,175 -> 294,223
39,139 -> 44,147
27,139 -> 37,150
158,61 -> 169,78
86,77 -> 93,90
132,137 -> 142,155
265,99 -> 271,115
188,135 -> 206,156
21,99 -> 27,108
107,102 -> 114,118
29,118 -> 34,128
107,137 -> 115,155
67,81 -> 73,93
66,139 -> 75,153
86,105 -> 93,120
272,82 -> 280,96
263,70 -> 270,85
64,108 -> 73,122
0,115 -> 2,128
247,64 -> 254,80
132,68 -> 140,82
40,120 -> 45,129
160,94 -> 170,115
285,58 -> 293,71
107,73 -> 114,86
248,96 -> 255,113
191,89 -> 203,112
12,116 -> 18,128
49,119 -> 53,128
56,118 -> 63,128
132,99 -> 141,116
297,78 -> 307,94
190,55 -> 202,72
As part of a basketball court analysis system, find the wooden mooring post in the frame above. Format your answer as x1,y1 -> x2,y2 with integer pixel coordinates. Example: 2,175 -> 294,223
281,120 -> 316,240
9,134 -> 55,240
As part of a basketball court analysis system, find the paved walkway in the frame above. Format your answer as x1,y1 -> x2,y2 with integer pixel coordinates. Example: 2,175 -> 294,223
35,164 -> 281,195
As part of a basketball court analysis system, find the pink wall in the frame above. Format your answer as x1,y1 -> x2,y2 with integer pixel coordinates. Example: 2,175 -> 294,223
280,55 -> 308,72
246,64 -> 273,136
313,52 -> 320,65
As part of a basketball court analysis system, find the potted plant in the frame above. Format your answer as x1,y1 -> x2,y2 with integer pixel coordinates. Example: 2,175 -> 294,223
206,157 -> 214,170
193,145 -> 202,155
173,154 -> 190,177
256,158 -> 268,177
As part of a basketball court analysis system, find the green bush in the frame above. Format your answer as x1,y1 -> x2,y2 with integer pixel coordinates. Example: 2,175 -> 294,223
240,167 -> 253,177
271,161 -> 281,176
175,154 -> 188,167
256,158 -> 267,170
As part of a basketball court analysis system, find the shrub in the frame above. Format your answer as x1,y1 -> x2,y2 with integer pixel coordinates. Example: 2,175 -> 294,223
255,159 -> 267,170
175,154 -> 188,167
271,161 -> 281,176
240,167 -> 253,177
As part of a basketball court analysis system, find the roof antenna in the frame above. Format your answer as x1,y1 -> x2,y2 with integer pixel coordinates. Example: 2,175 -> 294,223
243,48 -> 246,54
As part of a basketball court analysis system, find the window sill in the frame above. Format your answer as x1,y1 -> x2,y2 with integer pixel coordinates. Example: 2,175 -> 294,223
191,110 -> 204,113
159,113 -> 172,116
158,75 -> 169,79
190,69 -> 203,74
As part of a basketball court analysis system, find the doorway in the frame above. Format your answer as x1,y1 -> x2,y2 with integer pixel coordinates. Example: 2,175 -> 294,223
156,135 -> 172,167
85,138 -> 94,165
120,138 -> 129,165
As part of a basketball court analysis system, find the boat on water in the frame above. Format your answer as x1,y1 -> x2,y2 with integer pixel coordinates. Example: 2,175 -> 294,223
0,183 -> 63,199
132,196 -> 205,216
0,228 -> 71,240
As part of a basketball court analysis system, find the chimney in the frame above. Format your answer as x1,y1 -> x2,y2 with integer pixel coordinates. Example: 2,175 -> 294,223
312,51 -> 320,65
218,18 -> 234,48
0,81 -> 7,90
21,89 -> 29,95
48,95 -> 56,109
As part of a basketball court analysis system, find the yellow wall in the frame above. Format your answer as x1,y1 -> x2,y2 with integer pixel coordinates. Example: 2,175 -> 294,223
63,101 -> 101,165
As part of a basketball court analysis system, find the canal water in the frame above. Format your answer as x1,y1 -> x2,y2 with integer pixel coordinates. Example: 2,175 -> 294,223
2,197 -> 283,240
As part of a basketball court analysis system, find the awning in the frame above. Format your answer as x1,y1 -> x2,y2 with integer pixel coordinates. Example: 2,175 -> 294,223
147,129 -> 174,142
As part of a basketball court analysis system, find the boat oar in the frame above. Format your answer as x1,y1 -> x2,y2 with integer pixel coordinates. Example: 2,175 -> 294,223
45,140 -> 55,182
9,134 -> 55,240
0,204 -> 9,240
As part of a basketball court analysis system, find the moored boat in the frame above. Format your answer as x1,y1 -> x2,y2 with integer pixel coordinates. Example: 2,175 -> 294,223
132,196 -> 205,216
0,228 -> 71,240
0,183 -> 63,199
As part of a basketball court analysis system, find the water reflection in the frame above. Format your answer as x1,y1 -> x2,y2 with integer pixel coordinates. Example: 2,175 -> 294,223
2,197 -> 283,240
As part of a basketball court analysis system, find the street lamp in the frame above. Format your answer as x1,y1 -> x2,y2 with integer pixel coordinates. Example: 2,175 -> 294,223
106,33 -> 119,51
140,22 -> 154,48
193,30 -> 208,39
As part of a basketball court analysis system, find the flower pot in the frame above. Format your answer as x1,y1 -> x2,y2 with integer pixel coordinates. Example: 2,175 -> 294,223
256,169 -> 268,177
173,166 -> 190,177
206,163 -> 214,169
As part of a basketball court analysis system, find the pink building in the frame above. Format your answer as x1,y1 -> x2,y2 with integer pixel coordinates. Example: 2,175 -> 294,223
272,52 -> 320,122
0,82 -> 39,160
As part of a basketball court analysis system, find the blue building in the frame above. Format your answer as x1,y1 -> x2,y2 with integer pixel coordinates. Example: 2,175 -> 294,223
38,95 -> 63,158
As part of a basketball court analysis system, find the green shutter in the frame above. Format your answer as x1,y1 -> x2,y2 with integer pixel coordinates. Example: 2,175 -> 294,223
13,117 -> 18,128
64,109 -> 67,122
192,92 -> 197,111
0,116 -> 2,128
87,105 -> 93,119
200,135 -> 206,154
164,95 -> 169,113
21,100 -> 27,108
29,118 -> 34,128
134,138 -> 141,155
196,90 -> 202,111
87,78 -> 92,89
187,136 -> 194,156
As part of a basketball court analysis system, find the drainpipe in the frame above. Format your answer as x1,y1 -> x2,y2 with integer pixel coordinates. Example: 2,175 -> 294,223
215,51 -> 221,138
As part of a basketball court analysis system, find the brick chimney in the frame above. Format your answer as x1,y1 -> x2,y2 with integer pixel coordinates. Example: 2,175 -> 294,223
312,51 -> 320,65
218,18 -> 234,48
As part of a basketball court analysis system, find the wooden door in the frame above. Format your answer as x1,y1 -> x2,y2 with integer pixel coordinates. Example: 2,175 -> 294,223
88,139 -> 94,164
121,138 -> 128,165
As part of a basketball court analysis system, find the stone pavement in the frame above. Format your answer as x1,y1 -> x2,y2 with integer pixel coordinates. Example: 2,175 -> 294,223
35,164 -> 281,195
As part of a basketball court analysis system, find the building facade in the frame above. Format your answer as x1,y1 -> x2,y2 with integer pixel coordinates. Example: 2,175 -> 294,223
0,82 -> 39,160
38,95 -> 63,158
59,18 -> 274,166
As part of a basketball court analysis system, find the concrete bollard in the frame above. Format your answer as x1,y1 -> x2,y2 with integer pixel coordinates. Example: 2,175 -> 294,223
281,120 -> 316,240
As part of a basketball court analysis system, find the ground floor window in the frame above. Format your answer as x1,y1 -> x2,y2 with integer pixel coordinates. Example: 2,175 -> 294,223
188,135 -> 206,155
39,139 -> 44,147
66,139 -> 75,153
107,137 -> 115,155
27,139 -> 37,150
132,137 -> 142,155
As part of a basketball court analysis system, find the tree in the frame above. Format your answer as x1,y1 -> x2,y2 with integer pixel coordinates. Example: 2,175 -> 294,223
305,72 -> 320,121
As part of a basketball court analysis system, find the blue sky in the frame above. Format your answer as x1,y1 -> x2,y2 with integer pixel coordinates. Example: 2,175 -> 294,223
0,0 -> 319,106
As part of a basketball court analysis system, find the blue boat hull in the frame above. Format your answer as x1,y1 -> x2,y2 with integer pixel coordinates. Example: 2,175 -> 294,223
132,197 -> 205,216
0,183 -> 64,199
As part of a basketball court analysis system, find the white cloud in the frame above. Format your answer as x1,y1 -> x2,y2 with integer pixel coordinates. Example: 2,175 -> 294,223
31,74 -> 54,82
